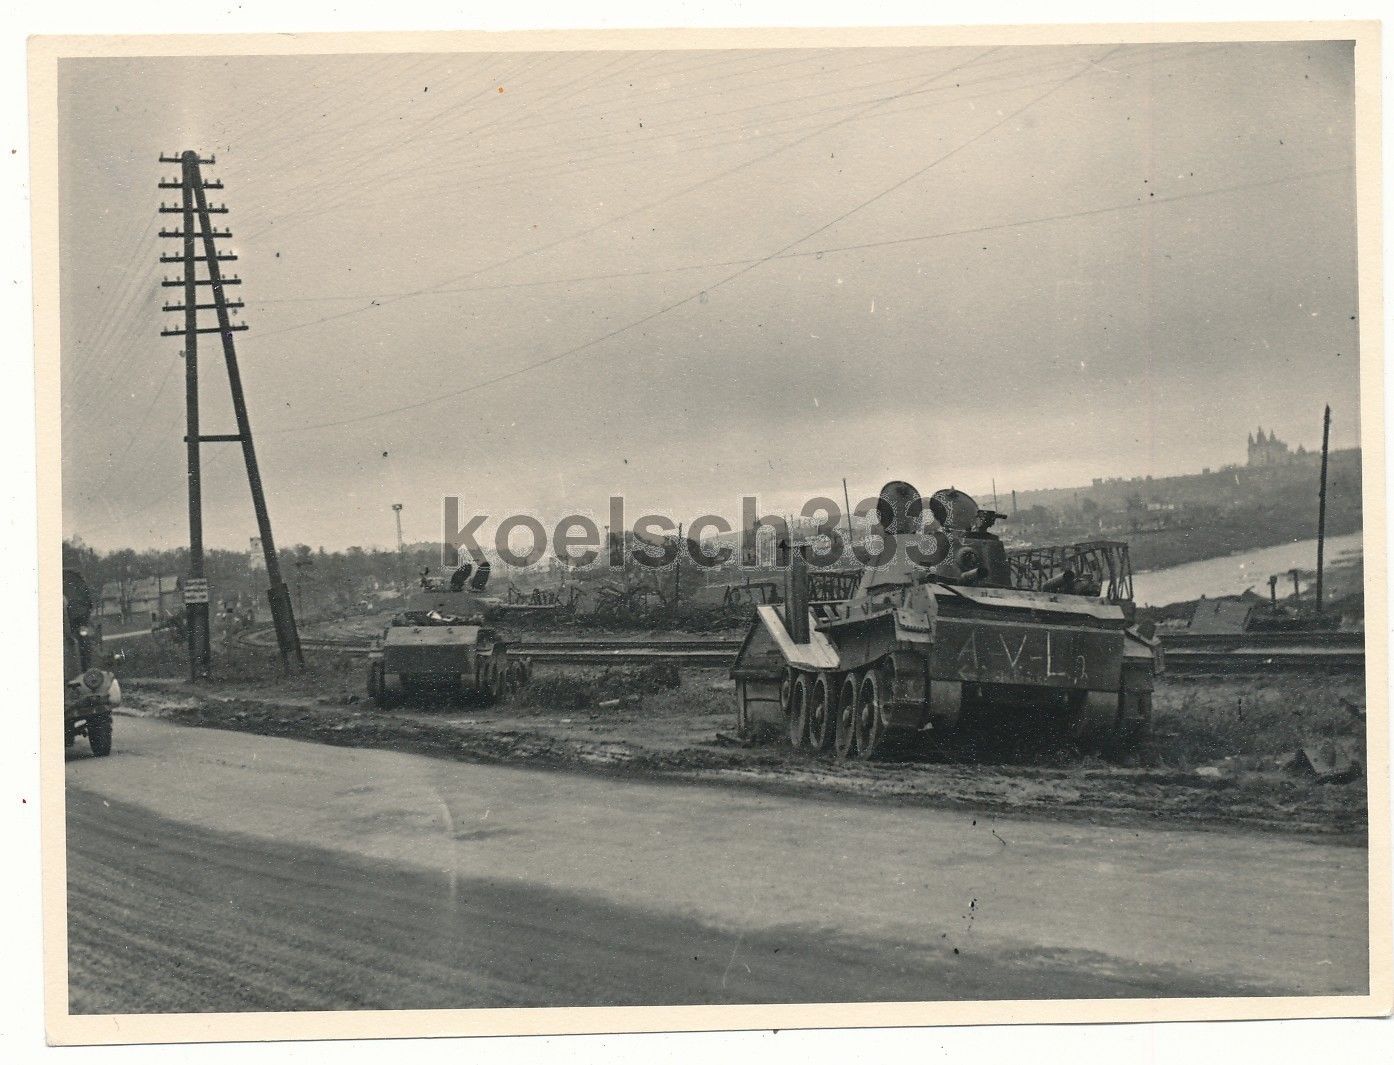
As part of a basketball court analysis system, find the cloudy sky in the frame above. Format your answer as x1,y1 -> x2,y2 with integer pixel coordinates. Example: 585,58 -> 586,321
57,41 -> 1359,552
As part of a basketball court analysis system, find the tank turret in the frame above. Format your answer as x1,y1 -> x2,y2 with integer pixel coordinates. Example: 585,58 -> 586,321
731,478 -> 1161,761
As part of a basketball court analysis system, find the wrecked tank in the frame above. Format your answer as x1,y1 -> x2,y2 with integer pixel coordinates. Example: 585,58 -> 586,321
730,481 -> 1161,760
366,560 -> 530,707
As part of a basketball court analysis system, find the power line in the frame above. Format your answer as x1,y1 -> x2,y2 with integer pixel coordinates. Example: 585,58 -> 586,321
241,48 -> 851,241
251,50 -> 1094,243
81,352 -> 182,500
240,43 -> 1223,335
245,48 -> 1006,346
243,165 -> 1355,310
269,47 -> 1115,435
65,215 -> 162,386
238,49 -> 794,239
336,44 -> 1212,206
243,43 -> 1216,240
242,47 -> 1084,250
244,52 -> 560,238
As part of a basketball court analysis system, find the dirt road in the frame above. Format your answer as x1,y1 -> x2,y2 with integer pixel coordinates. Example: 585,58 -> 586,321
65,717 -> 1367,1013
128,674 -> 1368,837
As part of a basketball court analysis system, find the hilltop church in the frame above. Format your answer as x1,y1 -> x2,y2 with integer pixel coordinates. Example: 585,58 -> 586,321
1247,426 -> 1310,467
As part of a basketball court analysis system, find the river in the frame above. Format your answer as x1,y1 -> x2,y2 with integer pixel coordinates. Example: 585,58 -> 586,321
1131,531 -> 1364,607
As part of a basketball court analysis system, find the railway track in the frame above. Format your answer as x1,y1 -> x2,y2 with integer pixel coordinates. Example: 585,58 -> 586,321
1154,629 -> 1366,674
1161,648 -> 1365,675
238,626 -> 1366,674
1157,629 -> 1363,649
238,628 -> 737,665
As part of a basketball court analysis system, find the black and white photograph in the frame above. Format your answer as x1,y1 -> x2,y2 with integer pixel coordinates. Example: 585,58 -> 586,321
27,19 -> 1389,1046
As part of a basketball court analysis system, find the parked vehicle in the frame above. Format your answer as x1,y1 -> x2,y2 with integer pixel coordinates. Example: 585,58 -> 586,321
366,563 -> 529,706
731,481 -> 1160,760
63,569 -> 122,756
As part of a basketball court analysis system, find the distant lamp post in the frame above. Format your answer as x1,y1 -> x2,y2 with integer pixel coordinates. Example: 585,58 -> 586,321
392,503 -> 406,590
293,556 -> 315,620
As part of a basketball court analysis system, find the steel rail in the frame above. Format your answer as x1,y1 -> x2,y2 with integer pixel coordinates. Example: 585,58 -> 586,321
232,626 -> 1366,674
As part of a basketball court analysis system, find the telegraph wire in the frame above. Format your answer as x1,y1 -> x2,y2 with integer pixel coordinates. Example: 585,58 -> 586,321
237,49 -> 776,235
246,48 -> 1005,346
242,48 -> 838,240
244,165 -> 1356,311
65,214 -> 161,384
248,42 -> 1226,276
374,43 -> 1226,216
242,43 -> 1222,330
249,47 -> 1054,241
269,47 -> 1115,435
81,353 -> 182,501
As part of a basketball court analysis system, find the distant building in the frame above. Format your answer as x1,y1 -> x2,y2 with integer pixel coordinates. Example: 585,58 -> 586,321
1189,591 -> 1266,635
100,575 -> 181,623
1247,426 -> 1309,467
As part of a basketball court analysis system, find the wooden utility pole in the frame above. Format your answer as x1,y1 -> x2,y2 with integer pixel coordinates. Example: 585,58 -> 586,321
842,478 -> 854,555
674,522 -> 683,602
1316,404 -> 1332,614
165,153 -> 210,679
159,151 -> 302,672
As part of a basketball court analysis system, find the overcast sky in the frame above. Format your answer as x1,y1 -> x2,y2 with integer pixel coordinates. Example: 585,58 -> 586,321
58,41 -> 1359,553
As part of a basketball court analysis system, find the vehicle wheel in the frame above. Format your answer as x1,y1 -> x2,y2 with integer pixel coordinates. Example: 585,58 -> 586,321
447,673 -> 468,707
835,673 -> 859,759
855,667 -> 889,760
1104,690 -> 1151,761
955,686 -> 1003,762
808,674 -> 837,751
735,682 -> 756,741
1070,691 -> 1122,753
492,666 -> 509,704
378,671 -> 401,709
87,715 -> 112,757
787,674 -> 810,748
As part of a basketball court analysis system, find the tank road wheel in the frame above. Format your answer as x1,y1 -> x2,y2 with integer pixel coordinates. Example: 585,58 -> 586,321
808,674 -> 837,752
491,664 -> 510,704
787,674 -> 811,748
377,669 -> 401,710
854,667 -> 890,760
1103,690 -> 1152,761
735,681 -> 756,741
87,714 -> 112,758
835,673 -> 859,759
1071,691 -> 1122,754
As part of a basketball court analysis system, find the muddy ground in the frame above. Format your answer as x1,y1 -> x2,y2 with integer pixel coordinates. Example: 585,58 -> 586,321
113,652 -> 1367,841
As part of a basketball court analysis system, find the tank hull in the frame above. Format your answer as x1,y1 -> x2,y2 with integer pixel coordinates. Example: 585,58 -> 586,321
732,580 -> 1159,759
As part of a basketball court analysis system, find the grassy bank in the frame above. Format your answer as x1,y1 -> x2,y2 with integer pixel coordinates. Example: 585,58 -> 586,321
122,641 -> 1367,779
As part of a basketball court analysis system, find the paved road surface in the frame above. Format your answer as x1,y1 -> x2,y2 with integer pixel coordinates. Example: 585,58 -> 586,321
65,716 -> 1368,1013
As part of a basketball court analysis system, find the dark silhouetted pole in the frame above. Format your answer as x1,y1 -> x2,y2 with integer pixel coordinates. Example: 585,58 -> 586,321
842,478 -> 854,555
175,153 -> 208,679
1316,404 -> 1331,614
674,522 -> 683,602
159,151 -> 301,671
